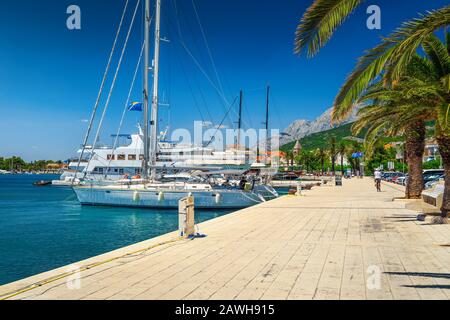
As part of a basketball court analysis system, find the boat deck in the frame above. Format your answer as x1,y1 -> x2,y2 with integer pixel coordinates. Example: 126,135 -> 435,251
2,178 -> 450,300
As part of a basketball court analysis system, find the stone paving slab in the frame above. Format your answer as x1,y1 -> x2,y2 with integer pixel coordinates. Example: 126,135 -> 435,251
1,178 -> 450,300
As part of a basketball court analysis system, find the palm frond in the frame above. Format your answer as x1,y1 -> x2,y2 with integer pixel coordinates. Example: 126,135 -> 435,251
295,0 -> 364,57
333,5 -> 450,122
446,31 -> 450,55
422,34 -> 450,77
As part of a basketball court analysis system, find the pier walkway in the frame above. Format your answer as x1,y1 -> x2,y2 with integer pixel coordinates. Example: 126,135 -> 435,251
1,178 -> 450,300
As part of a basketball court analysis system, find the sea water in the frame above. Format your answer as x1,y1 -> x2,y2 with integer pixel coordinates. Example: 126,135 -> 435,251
0,174 -> 232,285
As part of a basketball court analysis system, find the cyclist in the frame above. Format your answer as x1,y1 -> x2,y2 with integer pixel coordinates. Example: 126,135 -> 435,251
374,169 -> 382,192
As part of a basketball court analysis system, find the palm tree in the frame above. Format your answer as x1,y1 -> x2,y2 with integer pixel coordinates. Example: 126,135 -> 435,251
298,150 -> 315,173
338,141 -> 347,175
344,142 -> 360,175
329,136 -> 338,175
352,85 -> 427,199
315,147 -> 327,174
285,150 -> 295,169
350,54 -> 443,198
339,33 -> 450,215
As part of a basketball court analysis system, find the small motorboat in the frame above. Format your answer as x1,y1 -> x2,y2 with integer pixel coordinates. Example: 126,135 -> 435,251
33,180 -> 52,186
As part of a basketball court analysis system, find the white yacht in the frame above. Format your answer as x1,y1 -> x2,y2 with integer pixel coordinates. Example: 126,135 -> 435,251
57,126 -> 254,184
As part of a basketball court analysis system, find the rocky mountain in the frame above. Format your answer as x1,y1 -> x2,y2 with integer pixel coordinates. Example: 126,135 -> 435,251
279,107 -> 359,145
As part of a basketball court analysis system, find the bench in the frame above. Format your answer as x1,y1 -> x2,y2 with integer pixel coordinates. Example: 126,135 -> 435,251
422,181 -> 444,208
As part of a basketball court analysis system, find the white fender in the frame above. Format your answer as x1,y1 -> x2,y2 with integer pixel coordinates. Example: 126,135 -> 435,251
133,191 -> 140,202
215,193 -> 221,204
158,191 -> 165,202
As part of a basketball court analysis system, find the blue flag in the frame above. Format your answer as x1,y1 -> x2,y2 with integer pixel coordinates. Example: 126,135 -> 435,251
128,102 -> 143,112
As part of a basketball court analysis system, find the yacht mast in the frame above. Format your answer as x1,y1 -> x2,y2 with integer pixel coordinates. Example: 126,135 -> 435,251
150,0 -> 161,180
265,85 -> 270,149
237,90 -> 243,148
260,85 -> 270,164
143,0 -> 151,179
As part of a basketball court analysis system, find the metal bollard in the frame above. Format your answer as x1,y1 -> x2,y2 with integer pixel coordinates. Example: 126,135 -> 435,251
179,196 -> 195,238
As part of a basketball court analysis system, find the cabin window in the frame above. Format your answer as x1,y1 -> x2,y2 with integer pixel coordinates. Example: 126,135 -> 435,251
107,154 -> 115,160
139,154 -> 144,160
128,154 -> 137,161
117,154 -> 126,160
93,167 -> 104,174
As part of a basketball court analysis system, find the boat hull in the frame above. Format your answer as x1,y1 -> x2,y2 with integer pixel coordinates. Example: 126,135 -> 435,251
73,186 -> 275,209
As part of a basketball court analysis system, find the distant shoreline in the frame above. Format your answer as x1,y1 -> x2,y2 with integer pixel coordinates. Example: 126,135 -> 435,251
0,172 -> 62,175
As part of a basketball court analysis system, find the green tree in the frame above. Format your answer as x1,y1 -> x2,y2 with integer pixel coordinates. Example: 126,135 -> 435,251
315,147 -> 327,174
350,56 -> 439,198
338,141 -> 347,175
328,136 -> 338,175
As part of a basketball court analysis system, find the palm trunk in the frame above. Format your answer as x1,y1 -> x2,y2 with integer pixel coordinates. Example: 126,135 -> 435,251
405,120 -> 425,199
436,134 -> 450,219
340,155 -> 344,175
331,157 -> 335,176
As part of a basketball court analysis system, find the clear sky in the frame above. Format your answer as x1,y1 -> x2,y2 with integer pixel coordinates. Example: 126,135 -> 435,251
0,0 -> 448,161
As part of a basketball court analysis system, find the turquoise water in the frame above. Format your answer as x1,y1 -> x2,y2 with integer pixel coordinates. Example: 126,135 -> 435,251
0,174 -> 232,285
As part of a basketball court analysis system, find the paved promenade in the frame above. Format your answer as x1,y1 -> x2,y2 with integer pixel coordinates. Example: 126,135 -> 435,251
1,178 -> 450,300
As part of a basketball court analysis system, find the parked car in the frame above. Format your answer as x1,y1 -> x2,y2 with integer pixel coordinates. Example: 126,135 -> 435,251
383,172 -> 404,182
423,173 -> 444,186
391,173 -> 405,184
423,169 -> 444,176
424,180 -> 439,190
382,172 -> 396,181
396,175 -> 408,186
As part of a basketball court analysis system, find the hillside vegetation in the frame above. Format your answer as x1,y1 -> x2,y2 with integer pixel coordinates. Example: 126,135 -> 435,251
280,123 -> 362,152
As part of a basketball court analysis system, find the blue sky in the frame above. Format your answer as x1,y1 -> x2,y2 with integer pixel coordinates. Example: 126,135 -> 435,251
0,0 -> 448,161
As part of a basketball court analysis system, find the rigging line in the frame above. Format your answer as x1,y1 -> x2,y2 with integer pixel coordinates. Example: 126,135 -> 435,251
163,3 -> 214,126
105,41 -> 146,178
205,96 -> 238,147
74,0 -> 129,179
190,0 -> 226,99
172,0 -> 234,126
84,0 -> 142,179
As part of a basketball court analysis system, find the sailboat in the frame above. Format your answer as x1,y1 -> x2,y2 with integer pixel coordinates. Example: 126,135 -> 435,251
72,0 -> 278,209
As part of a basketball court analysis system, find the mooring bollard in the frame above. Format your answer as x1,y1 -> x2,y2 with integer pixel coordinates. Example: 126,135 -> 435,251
179,196 -> 195,238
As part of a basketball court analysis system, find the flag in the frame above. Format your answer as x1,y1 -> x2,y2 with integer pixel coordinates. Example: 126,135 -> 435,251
128,102 -> 143,112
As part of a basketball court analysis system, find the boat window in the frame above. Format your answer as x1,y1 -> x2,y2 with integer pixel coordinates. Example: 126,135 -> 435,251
128,154 -> 137,161
93,167 -> 104,174
139,154 -> 144,160
107,154 -> 115,160
117,154 -> 126,160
